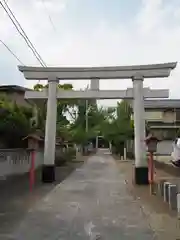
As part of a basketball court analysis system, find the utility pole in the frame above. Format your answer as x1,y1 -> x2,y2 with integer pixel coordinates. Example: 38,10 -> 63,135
85,99 -> 88,133
85,84 -> 90,133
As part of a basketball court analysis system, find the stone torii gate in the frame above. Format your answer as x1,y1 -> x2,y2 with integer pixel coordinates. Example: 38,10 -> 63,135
18,62 -> 177,185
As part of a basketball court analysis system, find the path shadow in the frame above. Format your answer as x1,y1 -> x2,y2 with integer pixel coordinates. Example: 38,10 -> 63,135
115,160 -> 176,216
0,160 -> 84,234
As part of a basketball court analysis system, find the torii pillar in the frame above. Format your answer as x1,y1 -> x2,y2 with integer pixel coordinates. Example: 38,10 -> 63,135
132,76 -> 147,184
90,77 -> 99,105
90,78 -> 99,149
42,77 -> 58,183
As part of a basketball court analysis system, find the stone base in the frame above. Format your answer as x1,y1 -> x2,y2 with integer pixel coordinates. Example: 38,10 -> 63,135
134,167 -> 149,185
42,165 -> 55,183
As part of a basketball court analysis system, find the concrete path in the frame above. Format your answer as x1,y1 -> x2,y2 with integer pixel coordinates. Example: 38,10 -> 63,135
7,150 -> 156,239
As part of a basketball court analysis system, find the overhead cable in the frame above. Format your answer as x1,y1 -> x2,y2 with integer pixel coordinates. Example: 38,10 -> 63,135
0,0 -> 47,67
0,39 -> 24,65
41,0 -> 57,32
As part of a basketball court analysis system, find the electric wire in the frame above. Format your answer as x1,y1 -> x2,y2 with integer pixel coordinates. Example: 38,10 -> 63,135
0,39 -> 25,65
0,0 -> 47,67
41,0 -> 57,32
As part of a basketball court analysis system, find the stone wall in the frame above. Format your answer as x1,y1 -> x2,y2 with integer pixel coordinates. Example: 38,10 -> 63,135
0,149 -> 44,178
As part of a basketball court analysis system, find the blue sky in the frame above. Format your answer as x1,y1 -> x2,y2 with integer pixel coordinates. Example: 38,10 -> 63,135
0,0 -> 180,105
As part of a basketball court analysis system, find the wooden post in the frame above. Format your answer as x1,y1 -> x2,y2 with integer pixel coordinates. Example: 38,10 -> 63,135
148,151 -> 154,194
30,149 -> 35,192
22,134 -> 41,191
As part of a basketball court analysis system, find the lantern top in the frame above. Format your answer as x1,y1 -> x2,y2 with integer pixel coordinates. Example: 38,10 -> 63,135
22,134 -> 43,141
145,134 -> 159,143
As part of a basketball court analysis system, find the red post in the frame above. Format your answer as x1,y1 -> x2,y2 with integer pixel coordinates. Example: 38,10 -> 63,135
149,152 -> 154,194
150,152 -> 154,183
148,151 -> 155,194
30,150 -> 35,191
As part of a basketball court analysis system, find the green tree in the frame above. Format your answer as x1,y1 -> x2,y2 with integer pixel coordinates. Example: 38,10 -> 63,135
33,83 -> 76,139
99,100 -> 134,154
33,83 -> 135,152
0,95 -> 33,148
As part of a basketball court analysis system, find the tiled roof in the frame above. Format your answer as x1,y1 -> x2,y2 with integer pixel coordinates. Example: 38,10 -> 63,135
0,85 -> 32,92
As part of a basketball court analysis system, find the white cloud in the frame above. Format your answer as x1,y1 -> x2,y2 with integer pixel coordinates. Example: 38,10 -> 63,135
136,0 -> 167,33
0,0 -> 180,106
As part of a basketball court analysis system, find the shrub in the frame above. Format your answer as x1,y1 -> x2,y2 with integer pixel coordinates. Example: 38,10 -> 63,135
55,147 -> 76,166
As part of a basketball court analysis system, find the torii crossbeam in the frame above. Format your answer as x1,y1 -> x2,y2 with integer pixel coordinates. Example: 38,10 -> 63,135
25,88 -> 169,100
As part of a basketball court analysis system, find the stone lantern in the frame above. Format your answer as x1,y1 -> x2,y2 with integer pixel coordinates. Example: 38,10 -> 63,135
23,134 -> 42,150
145,134 -> 159,153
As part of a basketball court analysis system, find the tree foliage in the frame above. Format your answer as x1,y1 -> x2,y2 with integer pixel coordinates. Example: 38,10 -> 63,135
0,83 -> 135,152
0,95 -> 33,148
33,83 -> 75,137
98,100 -> 134,153
69,99 -> 134,152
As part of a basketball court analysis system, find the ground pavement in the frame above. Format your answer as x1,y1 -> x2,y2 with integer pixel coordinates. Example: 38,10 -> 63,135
2,149 -> 157,239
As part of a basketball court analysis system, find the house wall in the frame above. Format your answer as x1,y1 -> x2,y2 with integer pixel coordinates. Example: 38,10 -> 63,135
144,110 -> 176,123
176,109 -> 180,121
145,111 -> 163,121
162,110 -> 176,123
126,139 -> 173,157
129,104 -> 180,161
132,110 -> 177,123
151,129 -> 176,140
156,140 -> 173,155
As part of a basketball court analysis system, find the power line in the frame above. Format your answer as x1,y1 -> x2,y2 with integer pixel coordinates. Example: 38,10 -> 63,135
0,0 -> 47,67
0,39 -> 24,65
1,0 -> 46,67
41,0 -> 57,32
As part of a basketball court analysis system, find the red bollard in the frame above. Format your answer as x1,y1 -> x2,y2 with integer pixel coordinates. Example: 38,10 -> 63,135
148,152 -> 154,184
145,134 -> 158,194
29,149 -> 35,192
148,151 -> 154,194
